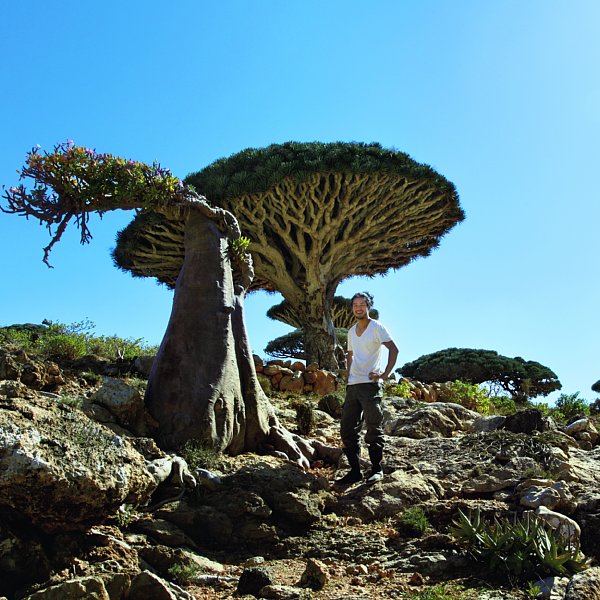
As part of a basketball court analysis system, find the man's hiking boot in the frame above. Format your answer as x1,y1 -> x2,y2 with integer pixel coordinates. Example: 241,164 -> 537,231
366,470 -> 383,483
366,445 -> 384,484
336,469 -> 363,485
336,446 -> 362,485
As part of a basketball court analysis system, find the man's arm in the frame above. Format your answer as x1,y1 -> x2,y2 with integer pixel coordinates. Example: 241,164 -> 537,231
380,340 -> 399,380
346,350 -> 353,384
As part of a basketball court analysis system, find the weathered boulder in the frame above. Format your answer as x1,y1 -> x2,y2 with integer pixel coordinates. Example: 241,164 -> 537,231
317,393 -> 343,419
23,576 -> 110,600
127,570 -> 179,600
299,557 -> 328,590
533,506 -> 581,545
564,566 -> 600,600
279,372 -> 305,394
132,355 -> 155,378
91,377 -> 157,436
237,565 -> 275,596
0,347 -> 64,391
384,403 -> 479,439
502,408 -> 545,434
565,417 -> 599,449
138,544 -> 224,579
0,396 -> 156,533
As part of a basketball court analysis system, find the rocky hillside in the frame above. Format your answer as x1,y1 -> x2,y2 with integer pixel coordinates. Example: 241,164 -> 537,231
1,344 -> 599,600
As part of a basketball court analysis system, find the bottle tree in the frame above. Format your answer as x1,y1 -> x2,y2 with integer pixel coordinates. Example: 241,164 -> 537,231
2,142 -> 310,465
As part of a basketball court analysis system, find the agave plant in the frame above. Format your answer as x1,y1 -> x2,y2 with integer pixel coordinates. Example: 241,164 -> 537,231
449,508 -> 590,581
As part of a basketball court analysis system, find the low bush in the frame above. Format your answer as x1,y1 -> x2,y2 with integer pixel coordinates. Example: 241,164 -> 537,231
553,392 -> 590,422
398,506 -> 431,537
385,379 -> 412,398
0,320 -> 157,363
167,562 -> 201,584
443,380 -> 491,413
294,400 -> 317,435
180,439 -> 221,471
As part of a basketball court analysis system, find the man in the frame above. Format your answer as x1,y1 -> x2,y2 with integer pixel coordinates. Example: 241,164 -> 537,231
337,292 -> 398,485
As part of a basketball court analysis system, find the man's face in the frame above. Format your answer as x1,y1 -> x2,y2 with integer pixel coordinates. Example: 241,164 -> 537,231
352,299 -> 369,319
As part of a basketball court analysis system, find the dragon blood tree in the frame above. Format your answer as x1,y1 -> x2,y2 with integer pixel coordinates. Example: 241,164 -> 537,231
267,296 -> 379,331
1,142 -> 310,464
398,348 -> 562,401
264,296 -> 379,364
113,142 -> 465,370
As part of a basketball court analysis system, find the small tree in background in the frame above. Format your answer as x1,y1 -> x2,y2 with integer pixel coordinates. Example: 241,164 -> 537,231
265,328 -> 348,361
267,296 -> 379,330
398,348 -> 561,401
592,380 -> 600,394
264,296 -> 378,363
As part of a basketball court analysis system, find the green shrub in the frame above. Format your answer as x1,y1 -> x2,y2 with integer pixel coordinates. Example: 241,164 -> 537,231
553,392 -> 590,422
180,439 -> 221,471
398,506 -> 431,537
444,380 -> 491,413
450,508 -> 590,582
0,327 -> 37,350
40,333 -> 87,360
87,334 -> 158,360
488,395 -> 516,415
411,586 -> 454,600
1,319 -> 158,362
257,373 -> 272,395
385,379 -> 412,398
115,503 -> 139,528
81,371 -> 103,385
58,394 -> 84,408
294,400 -> 316,435
167,562 -> 201,584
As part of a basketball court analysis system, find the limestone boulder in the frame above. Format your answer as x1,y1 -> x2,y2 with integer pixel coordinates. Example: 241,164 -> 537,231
90,377 -> 157,436
385,402 -> 479,439
0,396 -> 156,533
23,576 -> 110,600
565,417 -> 599,449
0,347 -> 65,391
564,566 -> 600,600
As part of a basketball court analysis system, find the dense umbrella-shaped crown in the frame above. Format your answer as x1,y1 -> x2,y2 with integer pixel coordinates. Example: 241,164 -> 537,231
267,296 -> 379,329
398,348 -> 561,399
113,141 -> 464,293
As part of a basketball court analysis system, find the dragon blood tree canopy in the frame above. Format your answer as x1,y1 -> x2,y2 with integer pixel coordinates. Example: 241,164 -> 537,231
267,296 -> 379,330
113,141 -> 465,368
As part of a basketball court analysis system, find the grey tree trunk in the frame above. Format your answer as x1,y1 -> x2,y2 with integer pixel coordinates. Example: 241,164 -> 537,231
145,206 -> 309,467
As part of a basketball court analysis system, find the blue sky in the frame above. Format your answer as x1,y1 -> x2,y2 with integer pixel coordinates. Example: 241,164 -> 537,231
1,1 -> 598,402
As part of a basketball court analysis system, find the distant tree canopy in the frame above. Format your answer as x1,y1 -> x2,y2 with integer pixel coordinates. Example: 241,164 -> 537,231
592,380 -> 600,394
398,348 -> 562,399
265,328 -> 348,361
266,296 -> 379,330
114,141 -> 464,369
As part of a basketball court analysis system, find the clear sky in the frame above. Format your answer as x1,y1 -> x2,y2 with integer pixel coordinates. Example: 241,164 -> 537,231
1,1 -> 598,403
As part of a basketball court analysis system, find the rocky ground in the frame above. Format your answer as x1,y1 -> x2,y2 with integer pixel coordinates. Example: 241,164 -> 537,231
1,346 -> 599,600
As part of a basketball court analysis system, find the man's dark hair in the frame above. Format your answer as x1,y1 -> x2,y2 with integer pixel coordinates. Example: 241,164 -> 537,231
351,292 -> 374,309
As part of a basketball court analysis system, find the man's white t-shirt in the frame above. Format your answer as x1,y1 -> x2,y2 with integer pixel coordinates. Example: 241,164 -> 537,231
347,320 -> 394,385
